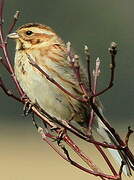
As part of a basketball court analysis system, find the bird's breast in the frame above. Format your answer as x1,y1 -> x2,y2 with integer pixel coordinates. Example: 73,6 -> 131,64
14,51 -> 80,120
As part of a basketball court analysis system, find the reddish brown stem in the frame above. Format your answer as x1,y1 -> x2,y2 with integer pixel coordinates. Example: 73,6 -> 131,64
91,42 -> 117,98
0,1 -> 23,96
7,11 -> 20,34
88,58 -> 101,133
46,134 -> 120,179
33,118 -> 119,180
90,96 -> 134,167
125,126 -> 134,146
95,144 -> 118,176
71,55 -> 89,97
67,43 -> 89,97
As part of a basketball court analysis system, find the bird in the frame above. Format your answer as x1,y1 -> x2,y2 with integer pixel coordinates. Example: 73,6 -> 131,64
8,23 -> 132,176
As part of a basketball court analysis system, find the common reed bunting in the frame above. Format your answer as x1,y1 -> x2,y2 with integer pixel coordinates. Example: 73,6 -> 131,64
8,23 -> 131,176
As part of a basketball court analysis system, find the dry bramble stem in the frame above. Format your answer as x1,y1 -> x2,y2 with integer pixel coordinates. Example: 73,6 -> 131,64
0,0 -> 134,179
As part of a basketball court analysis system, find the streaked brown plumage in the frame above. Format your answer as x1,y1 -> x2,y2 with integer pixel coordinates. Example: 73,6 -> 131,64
8,23 -> 89,126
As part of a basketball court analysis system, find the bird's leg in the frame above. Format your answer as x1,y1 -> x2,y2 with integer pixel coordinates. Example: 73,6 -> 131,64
50,119 -> 69,145
50,125 -> 66,145
21,94 -> 34,116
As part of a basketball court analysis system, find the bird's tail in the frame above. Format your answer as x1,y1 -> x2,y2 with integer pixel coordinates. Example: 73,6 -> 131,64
92,108 -> 132,176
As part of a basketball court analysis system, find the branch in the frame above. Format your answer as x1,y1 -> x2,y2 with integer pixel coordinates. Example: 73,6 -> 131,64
125,126 -> 134,146
92,42 -> 117,97
7,10 -> 20,34
32,116 -> 120,180
88,57 -> 101,134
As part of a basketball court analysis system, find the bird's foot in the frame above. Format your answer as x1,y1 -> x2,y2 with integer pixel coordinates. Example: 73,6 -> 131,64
23,101 -> 33,116
52,128 -> 66,145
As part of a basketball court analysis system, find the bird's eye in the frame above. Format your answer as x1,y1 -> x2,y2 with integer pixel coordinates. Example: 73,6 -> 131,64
25,30 -> 33,35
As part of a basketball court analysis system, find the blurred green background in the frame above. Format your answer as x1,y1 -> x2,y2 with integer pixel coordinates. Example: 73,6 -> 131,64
0,0 -> 134,179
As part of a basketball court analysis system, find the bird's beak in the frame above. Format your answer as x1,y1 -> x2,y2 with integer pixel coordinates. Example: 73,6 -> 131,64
7,32 -> 19,39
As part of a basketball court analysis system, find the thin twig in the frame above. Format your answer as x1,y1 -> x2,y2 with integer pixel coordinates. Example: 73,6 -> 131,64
64,135 -> 102,171
125,126 -> 134,146
92,42 -> 117,98
85,45 -> 92,92
95,144 -> 118,176
0,36 -> 23,96
88,57 -> 101,133
67,43 -> 89,97
8,10 -> 20,34
71,54 -> 89,97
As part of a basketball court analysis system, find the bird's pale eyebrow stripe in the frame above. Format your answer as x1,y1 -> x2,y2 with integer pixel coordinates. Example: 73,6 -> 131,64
18,23 -> 55,35
42,30 -> 54,35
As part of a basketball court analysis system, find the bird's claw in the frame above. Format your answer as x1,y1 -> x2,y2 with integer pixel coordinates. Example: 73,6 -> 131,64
23,101 -> 33,116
